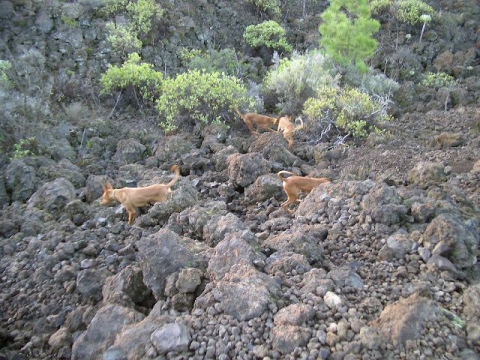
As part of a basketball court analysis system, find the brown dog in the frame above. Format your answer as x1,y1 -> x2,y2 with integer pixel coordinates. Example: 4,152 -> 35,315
277,170 -> 330,212
277,116 -> 304,149
234,107 -> 279,134
101,165 -> 180,225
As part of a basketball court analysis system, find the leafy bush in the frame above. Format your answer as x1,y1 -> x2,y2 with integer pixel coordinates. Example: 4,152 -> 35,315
395,0 -> 434,26
0,50 -> 53,153
106,23 -> 142,56
263,51 -> 340,114
103,0 -> 163,56
370,0 -> 393,15
319,0 -> 380,73
100,52 -> 163,104
0,60 -> 12,87
179,48 -> 248,77
421,72 -> 457,89
155,70 -> 254,131
247,0 -> 281,18
244,21 -> 292,54
12,137 -> 37,160
340,65 -> 400,98
304,86 -> 390,138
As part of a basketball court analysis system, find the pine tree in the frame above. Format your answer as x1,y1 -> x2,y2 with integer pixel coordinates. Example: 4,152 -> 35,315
319,0 -> 380,73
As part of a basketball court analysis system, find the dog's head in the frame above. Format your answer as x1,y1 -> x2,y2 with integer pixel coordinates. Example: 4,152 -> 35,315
101,181 -> 115,205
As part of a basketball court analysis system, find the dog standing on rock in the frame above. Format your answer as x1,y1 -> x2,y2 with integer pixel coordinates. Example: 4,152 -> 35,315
101,165 -> 180,225
277,170 -> 330,212
277,115 -> 304,149
234,107 -> 279,134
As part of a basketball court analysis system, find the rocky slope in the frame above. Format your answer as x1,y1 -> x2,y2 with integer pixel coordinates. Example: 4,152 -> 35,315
0,105 -> 479,359
0,0 -> 479,359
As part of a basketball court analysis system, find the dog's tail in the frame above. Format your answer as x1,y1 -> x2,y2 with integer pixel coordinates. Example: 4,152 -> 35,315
233,107 -> 244,120
166,165 -> 181,188
278,170 -> 295,182
294,117 -> 304,131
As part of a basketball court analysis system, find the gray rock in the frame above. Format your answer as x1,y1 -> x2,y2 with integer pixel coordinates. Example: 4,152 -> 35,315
27,178 -> 76,218
176,267 -> 203,294
112,138 -> 146,165
206,229 -> 264,281
77,268 -> 111,301
271,325 -> 311,354
5,159 -> 38,203
48,327 -> 72,350
264,251 -> 312,276
424,214 -> 479,269
38,159 -> 86,188
372,293 -> 439,346
248,132 -> 300,166
151,322 -> 191,354
263,229 -> 324,266
102,266 -> 153,308
327,266 -> 364,289
167,200 -> 228,238
274,304 -> 315,326
203,212 -> 247,247
154,135 -> 196,162
408,162 -> 447,189
359,326 -> 382,350
137,229 -> 197,300
206,259 -> 280,321
106,302 -> 172,359
71,304 -> 144,360
463,284 -> 480,320
227,152 -> 271,188
212,145 -> 237,171
244,173 -> 284,205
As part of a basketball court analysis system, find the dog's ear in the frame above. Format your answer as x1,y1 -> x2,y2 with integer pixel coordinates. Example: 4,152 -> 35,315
102,180 -> 112,191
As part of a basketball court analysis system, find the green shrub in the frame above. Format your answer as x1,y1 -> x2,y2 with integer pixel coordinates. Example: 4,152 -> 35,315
103,0 -> 163,56
263,51 -> 340,113
340,64 -> 400,98
100,52 -> 163,104
12,137 -> 37,159
106,22 -> 142,56
247,0 -> 281,18
421,72 -> 457,89
155,70 -> 254,132
304,86 -> 390,138
319,0 -> 380,73
370,0 -> 394,15
179,48 -> 248,77
244,21 -> 292,53
126,0 -> 163,35
395,0 -> 434,26
0,60 -> 12,87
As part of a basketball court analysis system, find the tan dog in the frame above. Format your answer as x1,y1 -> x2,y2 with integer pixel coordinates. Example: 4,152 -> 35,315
277,170 -> 330,212
101,165 -> 180,225
234,107 -> 279,134
277,116 -> 304,149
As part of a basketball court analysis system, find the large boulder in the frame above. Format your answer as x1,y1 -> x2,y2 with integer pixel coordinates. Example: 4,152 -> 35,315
136,229 -> 198,300
27,177 -> 76,218
227,152 -> 271,188
248,132 -> 300,167
112,138 -> 147,165
408,162 -> 447,189
71,304 -> 145,360
208,259 -> 280,321
372,293 -> 439,346
4,159 -> 38,203
423,213 -> 478,269
244,173 -> 284,205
